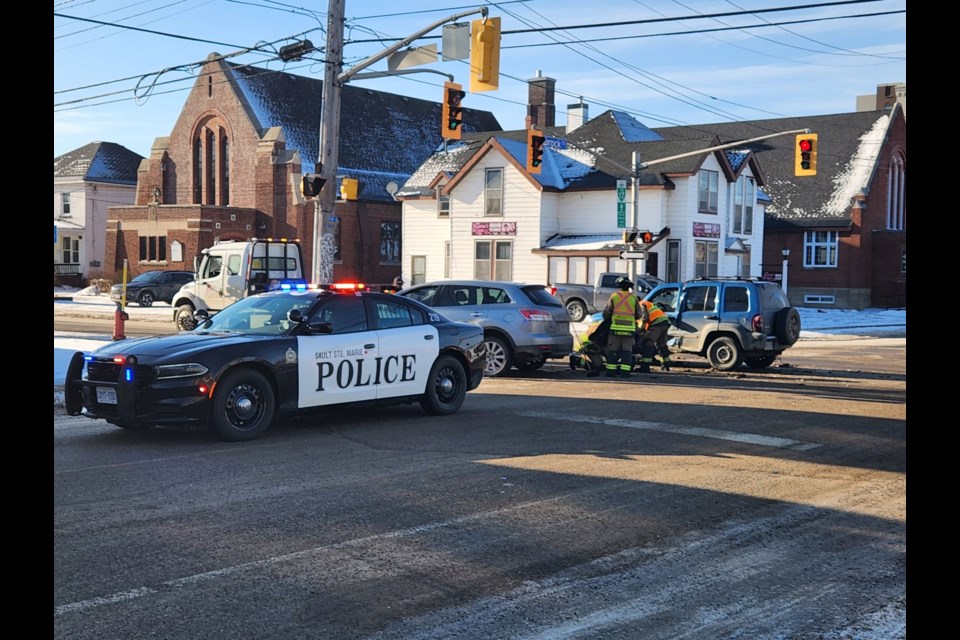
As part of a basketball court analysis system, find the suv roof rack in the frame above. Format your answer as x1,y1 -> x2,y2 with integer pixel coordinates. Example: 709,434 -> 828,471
690,275 -> 762,282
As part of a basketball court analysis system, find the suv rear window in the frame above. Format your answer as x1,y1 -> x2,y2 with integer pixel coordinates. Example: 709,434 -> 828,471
522,285 -> 563,307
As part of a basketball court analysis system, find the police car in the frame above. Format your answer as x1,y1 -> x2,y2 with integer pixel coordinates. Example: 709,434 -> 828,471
63,285 -> 486,441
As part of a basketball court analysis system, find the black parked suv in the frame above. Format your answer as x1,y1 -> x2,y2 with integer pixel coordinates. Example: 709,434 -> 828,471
643,277 -> 801,371
109,270 -> 195,307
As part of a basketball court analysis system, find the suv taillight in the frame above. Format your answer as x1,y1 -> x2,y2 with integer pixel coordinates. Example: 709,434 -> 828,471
751,313 -> 764,333
547,286 -> 557,297
519,309 -> 551,321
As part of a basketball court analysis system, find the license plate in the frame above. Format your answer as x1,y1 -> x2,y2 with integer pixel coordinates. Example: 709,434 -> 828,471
96,387 -> 117,405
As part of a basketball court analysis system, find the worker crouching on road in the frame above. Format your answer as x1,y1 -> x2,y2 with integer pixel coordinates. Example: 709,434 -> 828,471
569,313 -> 610,377
636,299 -> 672,372
602,277 -> 644,378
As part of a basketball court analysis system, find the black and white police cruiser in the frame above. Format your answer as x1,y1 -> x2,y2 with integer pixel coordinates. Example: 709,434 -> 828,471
63,284 -> 486,441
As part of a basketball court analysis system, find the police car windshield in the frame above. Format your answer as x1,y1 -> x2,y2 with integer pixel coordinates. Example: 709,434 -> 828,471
201,293 -> 315,335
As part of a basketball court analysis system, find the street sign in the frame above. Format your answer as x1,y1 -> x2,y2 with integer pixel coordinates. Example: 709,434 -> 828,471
620,250 -> 645,260
544,136 -> 567,150
616,179 -> 627,228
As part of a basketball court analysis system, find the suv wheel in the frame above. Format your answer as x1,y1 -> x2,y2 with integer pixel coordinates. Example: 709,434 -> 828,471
138,291 -> 155,307
706,336 -> 743,371
483,336 -> 512,377
775,308 -> 802,345
566,300 -> 587,323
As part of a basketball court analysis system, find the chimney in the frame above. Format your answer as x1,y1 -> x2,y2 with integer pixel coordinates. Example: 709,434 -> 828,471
566,98 -> 589,133
527,70 -> 556,130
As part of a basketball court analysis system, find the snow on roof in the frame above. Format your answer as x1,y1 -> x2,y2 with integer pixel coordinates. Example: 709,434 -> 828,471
497,137 -> 597,189
823,114 -> 888,216
611,111 -> 664,142
540,234 -> 623,251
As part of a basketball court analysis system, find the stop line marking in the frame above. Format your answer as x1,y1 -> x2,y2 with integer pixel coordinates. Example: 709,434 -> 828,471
518,411 -> 821,451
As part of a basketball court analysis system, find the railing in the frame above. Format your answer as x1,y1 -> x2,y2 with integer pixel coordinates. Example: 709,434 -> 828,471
54,264 -> 82,275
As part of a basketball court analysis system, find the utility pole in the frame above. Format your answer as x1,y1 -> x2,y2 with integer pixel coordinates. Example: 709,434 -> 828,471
314,0 -> 345,284
311,1 -> 488,284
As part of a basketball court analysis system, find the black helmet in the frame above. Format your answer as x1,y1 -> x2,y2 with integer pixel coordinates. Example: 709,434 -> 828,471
615,276 -> 633,290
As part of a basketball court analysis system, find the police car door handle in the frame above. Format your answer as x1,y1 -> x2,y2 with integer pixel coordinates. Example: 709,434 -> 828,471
470,312 -> 484,317
424,335 -> 434,340
364,343 -> 375,349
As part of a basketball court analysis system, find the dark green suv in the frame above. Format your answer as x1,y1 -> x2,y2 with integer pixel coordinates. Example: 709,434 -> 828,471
643,277 -> 801,371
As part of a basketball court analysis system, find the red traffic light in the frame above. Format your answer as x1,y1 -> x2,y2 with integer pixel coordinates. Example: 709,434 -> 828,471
441,81 -> 465,140
798,139 -> 813,152
641,232 -> 653,243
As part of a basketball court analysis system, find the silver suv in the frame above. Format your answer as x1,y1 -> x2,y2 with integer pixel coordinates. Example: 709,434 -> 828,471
399,280 -> 573,377
644,277 -> 801,371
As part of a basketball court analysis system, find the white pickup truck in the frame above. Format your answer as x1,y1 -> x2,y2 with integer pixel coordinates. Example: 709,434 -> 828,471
552,272 -> 665,322
171,238 -> 307,331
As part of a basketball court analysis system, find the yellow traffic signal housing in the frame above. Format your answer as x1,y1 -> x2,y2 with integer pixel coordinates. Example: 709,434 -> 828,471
340,177 -> 359,201
622,229 -> 638,244
470,17 -> 501,92
795,133 -> 818,176
441,81 -> 465,140
526,128 -> 545,174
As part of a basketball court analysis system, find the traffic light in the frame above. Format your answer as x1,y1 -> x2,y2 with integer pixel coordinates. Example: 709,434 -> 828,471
527,128 -> 545,174
339,178 -> 359,201
301,174 -> 326,198
442,81 -> 465,140
622,229 -> 638,244
640,231 -> 653,244
470,17 -> 501,92
795,133 -> 818,176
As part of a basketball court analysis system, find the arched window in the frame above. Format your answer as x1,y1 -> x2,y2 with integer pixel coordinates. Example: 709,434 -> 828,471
192,118 -> 231,206
886,150 -> 905,231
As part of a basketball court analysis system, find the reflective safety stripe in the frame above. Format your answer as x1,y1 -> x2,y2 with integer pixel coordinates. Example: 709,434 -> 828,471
641,300 -> 667,329
610,292 -> 638,334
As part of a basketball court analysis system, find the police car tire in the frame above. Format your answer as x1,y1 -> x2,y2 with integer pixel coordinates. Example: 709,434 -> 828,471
210,369 -> 276,442
419,355 -> 467,416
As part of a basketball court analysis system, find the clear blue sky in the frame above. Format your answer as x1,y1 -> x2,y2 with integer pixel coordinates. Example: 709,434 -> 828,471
53,0 -> 906,159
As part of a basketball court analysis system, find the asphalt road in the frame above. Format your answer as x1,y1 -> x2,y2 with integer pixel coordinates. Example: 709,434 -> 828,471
54,338 -> 906,639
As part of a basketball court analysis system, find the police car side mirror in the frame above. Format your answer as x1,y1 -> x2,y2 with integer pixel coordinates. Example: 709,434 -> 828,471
287,308 -> 304,323
305,319 -> 334,334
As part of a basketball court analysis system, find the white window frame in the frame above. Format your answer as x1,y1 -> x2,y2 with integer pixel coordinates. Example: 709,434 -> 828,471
411,255 -> 426,285
61,192 -> 71,217
438,192 -> 450,218
698,170 -> 718,214
732,175 -> 755,235
694,240 -> 718,277
803,231 -> 839,268
484,168 -> 503,217
474,240 -> 512,280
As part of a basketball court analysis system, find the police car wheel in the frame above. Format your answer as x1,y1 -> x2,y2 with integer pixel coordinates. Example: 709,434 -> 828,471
210,369 -> 276,441
420,355 -> 467,415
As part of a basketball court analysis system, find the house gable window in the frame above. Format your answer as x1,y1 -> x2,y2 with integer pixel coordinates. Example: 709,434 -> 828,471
803,231 -> 838,268
438,193 -> 450,218
484,168 -> 503,217
732,175 -> 755,234
698,170 -> 719,214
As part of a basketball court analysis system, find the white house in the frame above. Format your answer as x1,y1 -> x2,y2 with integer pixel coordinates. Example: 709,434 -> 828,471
397,110 -> 768,288
54,142 -> 143,284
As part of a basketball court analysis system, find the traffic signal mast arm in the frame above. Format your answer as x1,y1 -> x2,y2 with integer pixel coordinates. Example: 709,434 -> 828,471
337,6 -> 489,84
